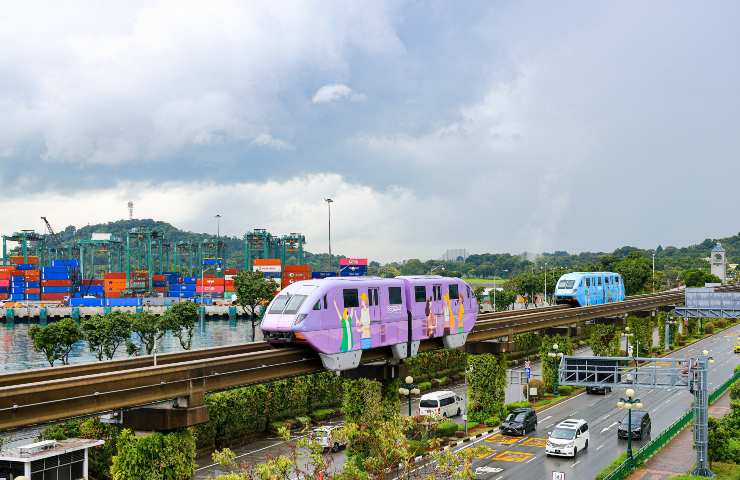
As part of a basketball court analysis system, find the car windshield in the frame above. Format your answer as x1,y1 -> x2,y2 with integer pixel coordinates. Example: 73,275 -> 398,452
314,430 -> 329,438
623,414 -> 644,426
507,413 -> 527,422
420,400 -> 439,408
283,295 -> 308,314
557,280 -> 575,289
269,295 -> 290,313
550,428 -> 576,440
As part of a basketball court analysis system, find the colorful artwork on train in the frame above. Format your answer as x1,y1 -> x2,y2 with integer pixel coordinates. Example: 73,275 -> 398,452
260,275 -> 477,370
554,271 -> 626,307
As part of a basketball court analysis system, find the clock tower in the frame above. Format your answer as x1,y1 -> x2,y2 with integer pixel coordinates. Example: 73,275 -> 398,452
710,242 -> 726,282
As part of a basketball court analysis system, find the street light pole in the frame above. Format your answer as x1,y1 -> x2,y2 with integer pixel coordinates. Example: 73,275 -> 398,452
617,388 -> 643,466
547,343 -> 564,396
215,214 -> 222,260
544,262 -> 548,306
399,376 -> 420,417
652,251 -> 656,293
324,198 -> 333,271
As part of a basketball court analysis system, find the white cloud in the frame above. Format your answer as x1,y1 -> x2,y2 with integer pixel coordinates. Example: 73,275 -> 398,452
251,133 -> 294,151
312,83 -> 367,104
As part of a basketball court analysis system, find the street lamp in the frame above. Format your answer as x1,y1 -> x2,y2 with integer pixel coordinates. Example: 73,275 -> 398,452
651,250 -> 656,293
429,265 -> 445,275
623,326 -> 634,357
215,214 -> 222,259
493,269 -> 508,311
324,198 -> 333,271
399,376 -> 420,417
543,262 -> 548,306
617,388 -> 643,465
547,343 -> 564,396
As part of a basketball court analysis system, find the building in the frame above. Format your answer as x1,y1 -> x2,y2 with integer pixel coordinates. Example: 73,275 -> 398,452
442,249 -> 467,262
0,438 -> 103,480
710,242 -> 727,282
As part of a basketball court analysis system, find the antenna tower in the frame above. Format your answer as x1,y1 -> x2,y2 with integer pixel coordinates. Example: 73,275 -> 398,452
127,201 -> 134,220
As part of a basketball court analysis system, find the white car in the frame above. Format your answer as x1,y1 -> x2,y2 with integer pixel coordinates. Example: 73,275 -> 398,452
546,419 -> 589,458
418,391 -> 463,418
314,426 -> 346,453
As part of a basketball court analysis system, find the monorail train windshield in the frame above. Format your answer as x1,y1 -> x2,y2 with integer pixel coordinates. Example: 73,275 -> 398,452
558,280 -> 576,289
269,294 -> 308,314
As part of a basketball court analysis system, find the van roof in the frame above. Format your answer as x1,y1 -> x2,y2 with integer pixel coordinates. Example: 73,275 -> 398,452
555,418 -> 586,429
420,390 -> 456,399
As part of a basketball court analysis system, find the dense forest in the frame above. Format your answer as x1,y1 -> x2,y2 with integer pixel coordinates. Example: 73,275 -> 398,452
11,219 -> 738,284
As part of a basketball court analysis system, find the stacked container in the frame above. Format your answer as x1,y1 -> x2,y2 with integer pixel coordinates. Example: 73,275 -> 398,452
76,279 -> 104,298
339,258 -> 369,277
253,259 -> 282,288
169,276 -> 196,299
0,266 -> 14,300
196,276 -> 225,295
104,272 -> 126,297
130,270 -> 149,291
224,268 -> 238,298
40,259 -> 78,301
283,265 -> 311,287
152,274 -> 168,295
11,261 -> 41,300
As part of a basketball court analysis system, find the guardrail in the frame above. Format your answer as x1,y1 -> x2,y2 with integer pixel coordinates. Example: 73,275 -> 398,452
602,370 -> 740,480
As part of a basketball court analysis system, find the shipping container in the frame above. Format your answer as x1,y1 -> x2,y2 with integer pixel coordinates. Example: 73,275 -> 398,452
41,293 -> 68,301
339,258 -> 369,266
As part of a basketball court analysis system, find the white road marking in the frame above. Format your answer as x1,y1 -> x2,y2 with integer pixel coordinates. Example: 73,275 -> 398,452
526,456 -> 537,463
572,460 -> 581,467
596,444 -> 604,450
495,476 -> 504,480
541,415 -> 552,422
601,421 -> 618,433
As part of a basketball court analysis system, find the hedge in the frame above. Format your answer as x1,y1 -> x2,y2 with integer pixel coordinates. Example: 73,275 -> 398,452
435,420 -> 459,438
404,349 -> 467,383
110,429 -> 196,480
311,408 -> 337,421
557,385 -> 573,396
505,401 -> 531,414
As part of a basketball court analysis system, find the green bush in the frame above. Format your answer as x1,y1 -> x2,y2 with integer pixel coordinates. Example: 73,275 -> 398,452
715,319 -> 727,329
269,421 -> 287,433
407,439 -> 429,457
735,364 -> 740,374
295,416 -> 311,428
435,420 -> 459,438
432,376 -> 448,387
418,381 -> 432,392
704,322 -> 714,334
557,385 -> 573,396
311,408 -> 336,421
466,421 -> 479,430
505,401 -> 530,414
595,452 -> 628,480
484,416 -> 500,427
110,429 -> 196,480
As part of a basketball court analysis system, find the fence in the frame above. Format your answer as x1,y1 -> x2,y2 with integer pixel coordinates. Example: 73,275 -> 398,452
602,370 -> 740,480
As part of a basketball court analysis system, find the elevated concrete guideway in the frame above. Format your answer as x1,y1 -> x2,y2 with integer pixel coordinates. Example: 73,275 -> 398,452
0,288 -> 735,431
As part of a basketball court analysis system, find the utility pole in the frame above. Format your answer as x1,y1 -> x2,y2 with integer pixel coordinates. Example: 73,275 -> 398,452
324,198 -> 333,271
652,251 -> 656,293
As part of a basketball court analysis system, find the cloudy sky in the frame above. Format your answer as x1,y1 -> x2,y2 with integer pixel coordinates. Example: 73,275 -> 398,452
1,1 -> 738,261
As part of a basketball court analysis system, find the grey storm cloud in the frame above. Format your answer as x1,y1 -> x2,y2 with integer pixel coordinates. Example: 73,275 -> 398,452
0,1 -> 738,260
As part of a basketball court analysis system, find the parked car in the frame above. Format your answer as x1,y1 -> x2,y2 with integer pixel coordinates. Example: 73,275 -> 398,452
500,407 -> 537,435
418,391 -> 463,418
586,385 -> 612,395
546,419 -> 589,458
618,411 -> 651,440
314,426 -> 346,453
734,339 -> 740,354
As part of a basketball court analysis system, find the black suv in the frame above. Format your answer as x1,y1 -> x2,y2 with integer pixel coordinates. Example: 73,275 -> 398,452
617,410 -> 651,440
586,385 -> 612,395
500,408 -> 537,436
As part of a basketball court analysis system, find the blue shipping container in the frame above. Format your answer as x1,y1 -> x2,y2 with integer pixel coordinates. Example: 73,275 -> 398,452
70,297 -> 104,307
51,259 -> 80,268
182,277 -> 197,284
43,286 -> 71,293
15,264 -> 37,271
12,275 -> 25,281
105,298 -> 142,307
10,294 -> 24,300
42,272 -> 71,280
25,282 -> 40,288
25,294 -> 40,300
0,287 -> 9,293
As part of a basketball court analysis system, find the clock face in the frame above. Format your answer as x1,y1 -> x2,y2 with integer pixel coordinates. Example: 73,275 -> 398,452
715,253 -> 723,261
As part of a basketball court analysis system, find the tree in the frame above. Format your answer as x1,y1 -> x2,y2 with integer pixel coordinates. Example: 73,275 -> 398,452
681,269 -> 722,287
128,311 -> 167,355
163,301 -> 198,350
492,288 -> 517,311
467,354 -> 507,423
81,312 -> 133,361
234,270 -> 279,319
614,253 -> 653,295
588,323 -> 620,356
514,332 -> 541,355
538,334 -> 574,393
378,265 -> 401,278
626,315 -> 653,357
29,318 -> 83,366
473,286 -> 485,306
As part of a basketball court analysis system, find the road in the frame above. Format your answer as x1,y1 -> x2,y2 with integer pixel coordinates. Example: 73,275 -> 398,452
406,325 -> 740,480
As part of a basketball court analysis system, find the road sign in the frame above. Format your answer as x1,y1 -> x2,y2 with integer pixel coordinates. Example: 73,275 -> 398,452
553,472 -> 565,480
525,367 -> 532,380
524,360 -> 531,369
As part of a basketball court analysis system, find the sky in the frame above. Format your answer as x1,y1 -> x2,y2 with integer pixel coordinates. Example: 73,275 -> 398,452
1,1 -> 739,262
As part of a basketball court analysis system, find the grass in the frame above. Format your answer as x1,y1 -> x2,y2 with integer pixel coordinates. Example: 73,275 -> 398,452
463,277 -> 509,285
670,462 -> 740,480
595,452 -> 629,480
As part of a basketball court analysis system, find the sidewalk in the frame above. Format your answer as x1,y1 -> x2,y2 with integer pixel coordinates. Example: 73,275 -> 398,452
627,390 -> 733,480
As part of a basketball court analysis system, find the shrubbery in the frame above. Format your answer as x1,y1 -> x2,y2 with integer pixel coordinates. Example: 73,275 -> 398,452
110,429 -> 196,480
715,318 -> 727,329
505,401 -> 530,414
484,416 -> 500,427
557,385 -> 573,396
704,322 -> 715,334
435,420 -> 459,438
418,381 -> 432,392
311,408 -> 337,421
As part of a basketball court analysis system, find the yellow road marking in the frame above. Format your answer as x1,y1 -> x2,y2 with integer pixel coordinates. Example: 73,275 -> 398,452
485,434 -> 521,445
493,451 -> 535,462
520,437 -> 547,448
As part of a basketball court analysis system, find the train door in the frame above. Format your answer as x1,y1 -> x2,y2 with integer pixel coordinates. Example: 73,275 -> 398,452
386,284 -> 404,344
597,275 -> 604,304
368,287 -> 382,344
584,277 -> 591,305
412,284 -> 428,341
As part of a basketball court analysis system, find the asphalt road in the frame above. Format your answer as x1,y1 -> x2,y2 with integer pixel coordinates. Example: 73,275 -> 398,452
405,324 -> 740,480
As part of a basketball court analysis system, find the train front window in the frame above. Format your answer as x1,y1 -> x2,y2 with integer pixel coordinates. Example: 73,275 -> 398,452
269,295 -> 290,313
414,286 -> 426,302
558,280 -> 575,289
449,284 -> 459,299
283,295 -> 308,314
389,287 -> 403,304
343,289 -> 359,308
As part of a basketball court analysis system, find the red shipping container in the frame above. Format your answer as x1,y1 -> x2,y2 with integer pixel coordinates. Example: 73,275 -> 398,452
104,272 -> 126,279
80,279 -> 103,286
0,280 -> 9,287
225,280 -> 235,289
197,278 -> 224,286
23,272 -> 40,280
284,264 -> 311,273
26,288 -> 41,294
0,266 -> 15,272
42,279 -> 72,287
0,294 -> 8,300
224,268 -> 239,275
195,285 -> 225,293
41,293 -> 67,301
10,256 -> 39,265
152,274 -> 166,281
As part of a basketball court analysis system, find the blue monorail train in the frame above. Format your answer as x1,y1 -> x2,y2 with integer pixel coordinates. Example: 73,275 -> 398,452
554,272 -> 625,307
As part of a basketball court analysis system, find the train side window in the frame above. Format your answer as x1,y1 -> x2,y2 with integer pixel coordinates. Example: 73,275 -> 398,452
313,300 -> 321,310
389,287 -> 403,305
323,295 -> 327,309
466,286 -> 471,297
598,277 -> 602,286
615,276 -> 620,284
415,286 -> 426,302
432,285 -> 441,301
449,283 -> 459,299
369,288 -> 379,306
343,289 -> 359,308
605,277 -> 610,285
585,278 -> 590,287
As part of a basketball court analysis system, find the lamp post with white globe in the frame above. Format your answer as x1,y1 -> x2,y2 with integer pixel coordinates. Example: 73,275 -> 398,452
547,343 -> 564,396
617,388 -> 643,465
399,376 -> 420,417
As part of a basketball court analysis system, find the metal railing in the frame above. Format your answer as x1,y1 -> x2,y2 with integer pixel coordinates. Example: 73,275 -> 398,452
602,370 -> 740,480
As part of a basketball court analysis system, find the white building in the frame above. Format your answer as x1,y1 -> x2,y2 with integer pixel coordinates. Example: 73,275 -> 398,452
710,242 -> 727,282
0,438 -> 103,480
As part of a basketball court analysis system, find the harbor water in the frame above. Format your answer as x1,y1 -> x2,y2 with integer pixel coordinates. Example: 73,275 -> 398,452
0,317 -> 264,373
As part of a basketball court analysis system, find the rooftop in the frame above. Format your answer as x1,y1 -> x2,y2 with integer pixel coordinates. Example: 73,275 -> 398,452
0,438 -> 104,463
712,242 -> 725,252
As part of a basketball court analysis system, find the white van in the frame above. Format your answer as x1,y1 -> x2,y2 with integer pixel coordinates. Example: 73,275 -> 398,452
546,418 -> 589,457
314,425 -> 346,453
418,391 -> 463,418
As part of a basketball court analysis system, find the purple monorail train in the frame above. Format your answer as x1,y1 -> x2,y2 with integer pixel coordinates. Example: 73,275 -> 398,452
261,275 -> 478,371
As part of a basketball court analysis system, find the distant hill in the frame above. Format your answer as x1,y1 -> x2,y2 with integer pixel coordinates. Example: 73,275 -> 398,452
12,219 -> 739,277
